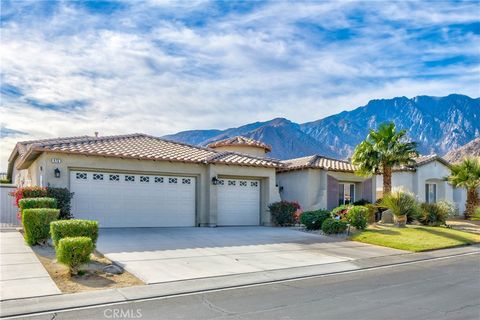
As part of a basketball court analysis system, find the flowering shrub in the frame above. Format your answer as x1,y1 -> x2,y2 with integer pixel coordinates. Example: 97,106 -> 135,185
332,205 -> 353,220
10,186 -> 47,207
268,201 -> 301,226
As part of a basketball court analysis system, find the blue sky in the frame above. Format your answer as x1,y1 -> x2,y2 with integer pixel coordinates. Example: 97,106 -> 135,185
1,0 -> 479,169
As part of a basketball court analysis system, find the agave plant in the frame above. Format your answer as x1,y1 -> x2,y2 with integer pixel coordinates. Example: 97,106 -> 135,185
381,190 -> 419,227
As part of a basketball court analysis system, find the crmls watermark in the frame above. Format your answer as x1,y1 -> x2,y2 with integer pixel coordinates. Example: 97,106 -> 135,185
104,308 -> 142,319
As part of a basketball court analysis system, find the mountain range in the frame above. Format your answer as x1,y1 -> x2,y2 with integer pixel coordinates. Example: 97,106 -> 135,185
164,94 -> 480,160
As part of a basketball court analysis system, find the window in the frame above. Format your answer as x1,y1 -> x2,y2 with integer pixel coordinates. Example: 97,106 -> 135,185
140,176 -> 150,183
240,181 -> 247,187
93,173 -> 104,181
154,177 -> 163,183
182,178 -> 191,184
168,177 -> 177,184
76,172 -> 87,180
125,175 -> 135,182
109,174 -> 119,181
228,180 -> 236,186
218,179 -> 225,185
251,181 -> 258,187
339,183 -> 355,205
425,183 -> 437,203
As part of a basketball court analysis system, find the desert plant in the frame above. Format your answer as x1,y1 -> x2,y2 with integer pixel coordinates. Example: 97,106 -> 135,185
56,237 -> 93,275
381,190 -> 419,227
447,157 -> 480,219
436,200 -> 458,219
346,206 -> 369,230
46,187 -> 74,219
418,203 -> 448,226
22,208 -> 60,245
300,210 -> 331,230
268,201 -> 301,226
321,218 -> 348,234
50,219 -> 99,247
352,122 -> 418,196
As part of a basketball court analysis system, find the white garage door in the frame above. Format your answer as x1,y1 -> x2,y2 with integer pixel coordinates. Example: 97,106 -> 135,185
70,171 -> 196,227
217,179 -> 260,226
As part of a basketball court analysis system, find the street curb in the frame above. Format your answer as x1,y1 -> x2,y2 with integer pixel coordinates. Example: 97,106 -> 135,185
1,244 -> 479,318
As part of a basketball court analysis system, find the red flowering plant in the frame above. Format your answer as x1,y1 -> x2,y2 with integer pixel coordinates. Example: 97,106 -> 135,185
9,186 -> 47,220
331,204 -> 353,221
268,201 -> 301,226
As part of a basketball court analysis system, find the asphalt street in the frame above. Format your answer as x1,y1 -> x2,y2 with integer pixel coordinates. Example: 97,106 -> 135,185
14,253 -> 480,320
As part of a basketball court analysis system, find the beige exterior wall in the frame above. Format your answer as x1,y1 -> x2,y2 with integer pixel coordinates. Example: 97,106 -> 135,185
210,145 -> 267,157
277,169 -> 374,211
19,151 -> 279,226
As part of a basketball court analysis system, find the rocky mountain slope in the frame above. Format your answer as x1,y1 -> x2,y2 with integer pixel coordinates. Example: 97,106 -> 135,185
444,138 -> 480,163
164,94 -> 480,160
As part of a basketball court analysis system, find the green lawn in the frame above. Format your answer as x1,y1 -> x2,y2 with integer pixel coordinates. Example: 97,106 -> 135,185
350,224 -> 480,252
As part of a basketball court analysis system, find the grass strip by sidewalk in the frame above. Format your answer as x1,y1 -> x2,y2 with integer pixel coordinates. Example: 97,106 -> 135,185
350,224 -> 480,252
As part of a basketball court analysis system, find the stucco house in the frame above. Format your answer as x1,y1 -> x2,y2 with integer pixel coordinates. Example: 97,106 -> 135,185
375,155 -> 466,214
276,155 -> 375,211
7,134 -> 282,227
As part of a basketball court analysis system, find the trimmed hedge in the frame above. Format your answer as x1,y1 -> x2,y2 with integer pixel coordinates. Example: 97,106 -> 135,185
22,208 -> 60,245
46,188 -> 74,220
300,210 -> 331,230
19,197 -> 57,211
321,218 -> 348,234
56,237 -> 93,274
50,219 -> 99,247
346,206 -> 369,230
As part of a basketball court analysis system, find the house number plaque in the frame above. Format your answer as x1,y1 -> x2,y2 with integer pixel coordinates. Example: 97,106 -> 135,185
51,158 -> 62,164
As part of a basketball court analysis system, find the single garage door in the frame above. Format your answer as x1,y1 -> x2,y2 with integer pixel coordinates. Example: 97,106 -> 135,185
70,170 -> 196,227
217,178 -> 260,226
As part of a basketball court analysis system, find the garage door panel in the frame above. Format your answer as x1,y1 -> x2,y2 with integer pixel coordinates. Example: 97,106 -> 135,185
217,179 -> 260,226
70,171 -> 195,227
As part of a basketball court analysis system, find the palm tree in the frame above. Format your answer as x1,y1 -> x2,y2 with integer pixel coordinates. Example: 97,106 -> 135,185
352,122 -> 418,196
447,157 -> 480,219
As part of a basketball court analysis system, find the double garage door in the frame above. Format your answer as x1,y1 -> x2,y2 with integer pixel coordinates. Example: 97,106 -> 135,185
70,170 -> 260,227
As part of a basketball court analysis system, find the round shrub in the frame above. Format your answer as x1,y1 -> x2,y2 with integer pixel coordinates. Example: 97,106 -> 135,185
56,237 -> 93,275
22,208 -> 60,245
346,206 -> 369,230
268,201 -> 301,226
331,205 -> 353,220
50,219 -> 99,247
321,218 -> 348,235
300,210 -> 331,230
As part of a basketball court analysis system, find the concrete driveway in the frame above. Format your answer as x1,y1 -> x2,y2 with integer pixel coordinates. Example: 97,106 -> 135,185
97,227 -> 405,284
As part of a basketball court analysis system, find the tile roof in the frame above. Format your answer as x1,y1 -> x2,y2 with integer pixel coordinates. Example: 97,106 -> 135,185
207,136 -> 272,152
10,134 -> 283,171
279,154 -> 450,173
279,155 -> 357,172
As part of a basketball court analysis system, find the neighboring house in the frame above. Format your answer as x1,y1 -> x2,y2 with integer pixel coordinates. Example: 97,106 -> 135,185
7,134 -> 282,227
375,155 -> 466,214
276,155 -> 375,211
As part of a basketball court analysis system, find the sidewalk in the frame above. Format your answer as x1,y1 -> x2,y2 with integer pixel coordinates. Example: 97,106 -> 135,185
0,231 -> 60,301
1,243 -> 478,318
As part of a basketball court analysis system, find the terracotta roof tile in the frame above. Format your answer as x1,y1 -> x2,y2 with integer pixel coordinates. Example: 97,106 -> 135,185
207,136 -> 272,152
279,155 -> 357,172
13,133 -> 282,169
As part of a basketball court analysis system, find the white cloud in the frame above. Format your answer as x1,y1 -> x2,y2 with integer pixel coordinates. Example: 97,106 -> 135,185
0,0 -> 479,170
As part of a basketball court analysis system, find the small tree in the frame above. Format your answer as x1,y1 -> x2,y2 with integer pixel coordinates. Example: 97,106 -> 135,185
352,122 -> 418,196
447,157 -> 480,219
